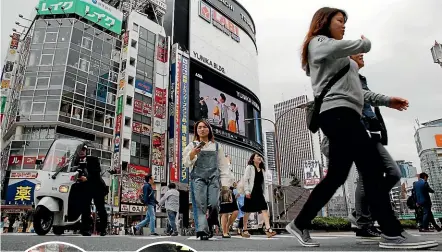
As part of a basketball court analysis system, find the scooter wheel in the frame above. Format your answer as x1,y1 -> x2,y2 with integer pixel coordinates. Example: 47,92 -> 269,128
33,206 -> 54,236
53,226 -> 64,236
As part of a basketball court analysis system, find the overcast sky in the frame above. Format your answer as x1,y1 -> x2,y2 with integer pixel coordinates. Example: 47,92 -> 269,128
2,0 -> 441,171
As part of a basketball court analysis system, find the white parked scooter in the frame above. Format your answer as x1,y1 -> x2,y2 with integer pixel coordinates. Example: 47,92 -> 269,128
33,139 -> 91,235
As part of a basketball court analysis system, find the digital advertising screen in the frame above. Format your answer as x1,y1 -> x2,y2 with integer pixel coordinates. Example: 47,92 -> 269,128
189,60 -> 263,151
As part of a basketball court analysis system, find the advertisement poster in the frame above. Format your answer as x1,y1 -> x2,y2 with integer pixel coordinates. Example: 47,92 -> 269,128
120,164 -> 150,204
152,133 -> 165,166
152,165 -> 163,183
154,87 -> 166,119
179,56 -> 190,184
303,160 -> 321,189
196,81 -> 245,136
169,44 -> 179,183
135,79 -> 153,95
9,33 -> 20,50
157,35 -> 168,63
174,54 -> 182,182
133,99 -> 152,116
5,179 -> 36,205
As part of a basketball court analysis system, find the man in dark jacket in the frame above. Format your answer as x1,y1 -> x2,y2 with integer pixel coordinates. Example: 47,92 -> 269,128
132,174 -> 158,235
413,173 -> 441,232
77,145 -> 108,236
345,54 -> 402,238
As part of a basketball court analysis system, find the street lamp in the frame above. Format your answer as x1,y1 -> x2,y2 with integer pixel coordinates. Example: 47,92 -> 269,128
245,107 -> 302,186
18,14 -> 33,22
430,40 -> 442,68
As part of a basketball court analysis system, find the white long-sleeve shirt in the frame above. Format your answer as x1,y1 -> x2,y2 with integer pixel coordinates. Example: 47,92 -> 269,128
182,141 -> 234,187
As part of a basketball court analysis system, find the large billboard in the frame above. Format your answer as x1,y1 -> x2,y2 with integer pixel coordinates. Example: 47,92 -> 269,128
36,0 -> 123,34
189,0 -> 259,93
197,81 -> 245,136
190,60 -> 263,151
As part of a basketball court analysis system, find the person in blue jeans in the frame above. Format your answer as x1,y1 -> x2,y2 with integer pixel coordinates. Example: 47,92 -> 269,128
233,182 -> 245,235
159,183 -> 180,236
132,174 -> 158,235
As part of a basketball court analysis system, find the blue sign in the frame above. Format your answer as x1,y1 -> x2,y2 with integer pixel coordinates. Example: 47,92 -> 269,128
179,56 -> 190,184
254,109 -> 261,144
169,63 -> 176,139
6,179 -> 36,205
135,79 -> 153,94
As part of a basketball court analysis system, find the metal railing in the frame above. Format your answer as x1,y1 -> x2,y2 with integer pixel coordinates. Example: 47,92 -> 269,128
5,133 -> 112,152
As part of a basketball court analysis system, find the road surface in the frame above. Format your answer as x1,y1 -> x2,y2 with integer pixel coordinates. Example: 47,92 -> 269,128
2,231 -> 441,251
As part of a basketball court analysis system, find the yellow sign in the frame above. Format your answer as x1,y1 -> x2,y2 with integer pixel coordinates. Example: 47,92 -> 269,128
9,49 -> 16,55
14,186 -> 31,201
1,80 -> 10,89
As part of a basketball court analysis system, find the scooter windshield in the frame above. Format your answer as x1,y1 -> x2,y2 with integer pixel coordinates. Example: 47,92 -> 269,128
41,139 -> 84,172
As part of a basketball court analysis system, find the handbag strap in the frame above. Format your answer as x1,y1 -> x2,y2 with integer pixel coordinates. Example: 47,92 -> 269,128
317,63 -> 351,101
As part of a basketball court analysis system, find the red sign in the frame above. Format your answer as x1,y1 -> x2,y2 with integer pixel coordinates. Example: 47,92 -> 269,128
23,157 -> 37,165
115,114 -> 122,133
10,171 -> 37,179
143,102 -> 152,116
157,47 -> 168,63
8,156 -> 23,165
141,124 -> 151,135
154,88 -> 166,119
169,164 -> 179,182
123,31 -> 129,46
10,33 -> 20,50
134,100 -> 143,114
128,164 -> 151,178
132,121 -> 141,134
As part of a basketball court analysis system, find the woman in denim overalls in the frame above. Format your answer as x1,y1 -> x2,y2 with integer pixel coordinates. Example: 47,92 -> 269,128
183,120 -> 232,240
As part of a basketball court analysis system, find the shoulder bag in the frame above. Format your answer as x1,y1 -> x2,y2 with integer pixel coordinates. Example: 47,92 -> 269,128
306,63 -> 350,133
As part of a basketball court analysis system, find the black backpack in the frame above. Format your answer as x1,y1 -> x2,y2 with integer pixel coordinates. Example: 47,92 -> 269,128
407,195 -> 416,210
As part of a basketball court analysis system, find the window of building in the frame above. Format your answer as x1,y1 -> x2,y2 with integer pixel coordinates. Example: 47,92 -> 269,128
123,139 -> 130,149
33,29 -> 45,44
84,108 -> 94,123
109,71 -> 118,83
40,54 -> 54,66
49,74 -> 63,89
71,105 -> 83,120
60,101 -> 72,117
81,36 -> 93,50
24,75 -> 37,89
45,32 -> 58,43
93,37 -> 103,54
32,102 -> 45,114
106,92 -> 116,105
20,100 -> 32,115
79,57 -> 90,72
133,23 -> 139,32
58,27 -> 71,42
126,96 -> 133,106
128,75 -> 134,85
131,39 -> 137,48
45,100 -> 60,115
28,50 -> 42,66
130,57 -> 136,66
95,110 -> 105,125
53,48 -> 68,66
75,81 -> 86,95
124,117 -> 131,127
36,77 -> 50,88
105,114 -> 114,128
147,31 -> 155,44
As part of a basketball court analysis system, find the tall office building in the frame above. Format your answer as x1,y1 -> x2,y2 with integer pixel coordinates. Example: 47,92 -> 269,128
396,160 -> 418,178
265,131 -> 278,184
414,118 -> 442,213
273,95 -> 324,186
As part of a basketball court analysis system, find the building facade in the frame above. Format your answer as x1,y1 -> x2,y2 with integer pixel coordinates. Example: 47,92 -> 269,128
396,160 -> 418,178
164,0 -> 263,188
273,95 -> 324,186
414,121 -> 442,214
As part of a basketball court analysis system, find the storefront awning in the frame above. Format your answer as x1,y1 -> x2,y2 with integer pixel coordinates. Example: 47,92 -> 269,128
1,205 -> 33,213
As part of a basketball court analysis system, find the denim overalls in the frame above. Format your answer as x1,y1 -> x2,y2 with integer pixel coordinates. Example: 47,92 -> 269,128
190,142 -> 220,235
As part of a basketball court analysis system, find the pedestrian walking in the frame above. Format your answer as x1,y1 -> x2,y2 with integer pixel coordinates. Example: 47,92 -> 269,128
158,183 -> 180,236
239,153 -> 276,239
340,53 -> 402,239
233,181 -> 245,235
182,119 -> 234,240
219,181 -> 239,238
132,174 -> 158,236
286,7 -> 438,249
413,173 -> 441,232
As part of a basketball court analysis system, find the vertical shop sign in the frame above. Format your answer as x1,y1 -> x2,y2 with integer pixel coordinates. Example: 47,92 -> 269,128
179,55 -> 190,184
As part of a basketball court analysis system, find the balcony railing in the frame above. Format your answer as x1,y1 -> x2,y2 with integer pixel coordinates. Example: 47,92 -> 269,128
5,133 -> 112,152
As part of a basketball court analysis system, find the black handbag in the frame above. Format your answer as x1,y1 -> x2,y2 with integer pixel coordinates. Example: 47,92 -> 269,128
374,107 -> 388,145
306,63 -> 350,133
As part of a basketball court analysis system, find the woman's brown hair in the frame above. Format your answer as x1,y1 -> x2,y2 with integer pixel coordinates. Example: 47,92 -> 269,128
301,7 -> 347,69
247,153 -> 265,170
193,120 -> 215,142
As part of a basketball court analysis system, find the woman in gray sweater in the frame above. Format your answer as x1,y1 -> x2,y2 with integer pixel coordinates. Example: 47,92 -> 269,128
285,7 -> 438,250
